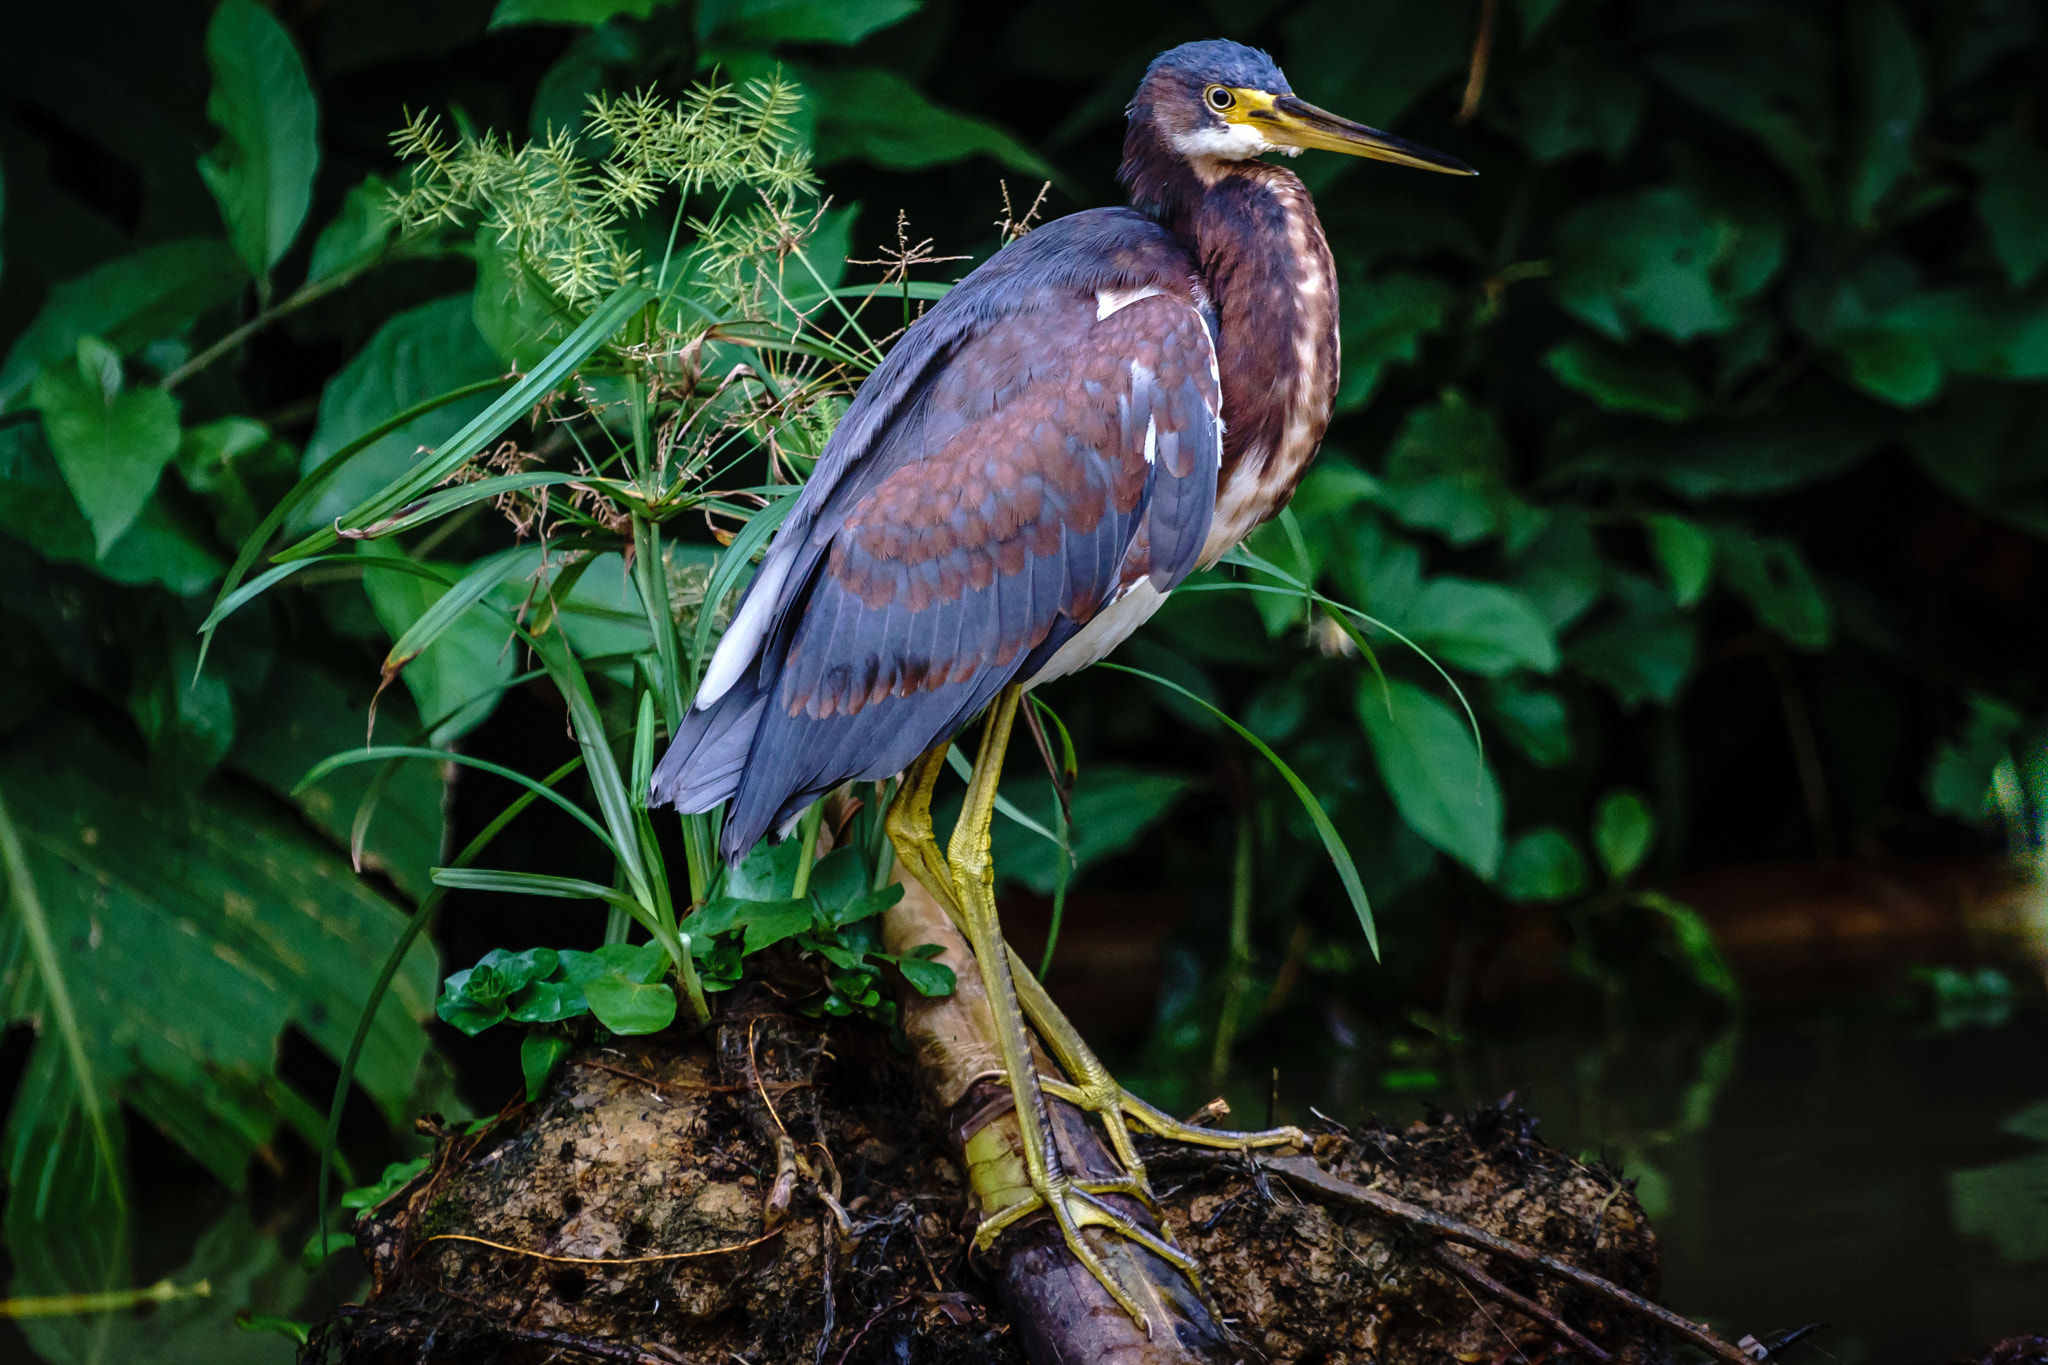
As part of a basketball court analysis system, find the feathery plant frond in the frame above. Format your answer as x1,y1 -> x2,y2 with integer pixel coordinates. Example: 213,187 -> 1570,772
388,75 -> 816,309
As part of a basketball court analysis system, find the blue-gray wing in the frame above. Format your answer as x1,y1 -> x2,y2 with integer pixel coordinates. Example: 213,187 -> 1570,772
649,209 -> 1222,862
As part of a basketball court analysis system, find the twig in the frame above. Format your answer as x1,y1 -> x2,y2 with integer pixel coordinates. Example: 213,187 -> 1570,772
1256,1155 -> 1753,1365
1435,1245 -> 1612,1361
832,1295 -> 916,1365
1455,0 -> 1499,125
160,259 -> 372,391
421,1229 -> 782,1265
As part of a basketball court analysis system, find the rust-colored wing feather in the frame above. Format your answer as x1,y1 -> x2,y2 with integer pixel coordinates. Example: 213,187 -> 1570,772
650,209 -> 1222,861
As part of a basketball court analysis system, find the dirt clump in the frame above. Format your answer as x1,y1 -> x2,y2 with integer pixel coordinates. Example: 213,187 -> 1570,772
311,1006 -> 1669,1365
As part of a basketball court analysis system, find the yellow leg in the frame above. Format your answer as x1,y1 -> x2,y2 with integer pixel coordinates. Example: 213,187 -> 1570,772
890,687 -> 1196,1327
885,733 -> 1306,1195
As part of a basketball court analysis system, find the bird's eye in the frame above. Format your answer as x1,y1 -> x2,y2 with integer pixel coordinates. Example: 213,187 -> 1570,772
1205,86 -> 1235,112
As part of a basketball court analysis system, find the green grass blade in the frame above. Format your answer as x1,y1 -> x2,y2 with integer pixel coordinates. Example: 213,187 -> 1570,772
297,746 -> 618,857
1100,662 -> 1377,959
199,377 -> 508,666
428,867 -> 648,921
1218,545 -> 1480,762
528,628 -> 651,902
381,550 -> 524,677
282,283 -> 655,562
945,744 -> 1063,849
346,472 -> 614,541
0,790 -> 125,1210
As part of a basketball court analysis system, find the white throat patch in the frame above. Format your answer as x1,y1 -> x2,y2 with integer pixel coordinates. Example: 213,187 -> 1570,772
1169,122 -> 1269,161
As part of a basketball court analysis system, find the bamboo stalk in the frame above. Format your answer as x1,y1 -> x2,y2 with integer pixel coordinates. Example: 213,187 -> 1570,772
880,871 -> 1233,1365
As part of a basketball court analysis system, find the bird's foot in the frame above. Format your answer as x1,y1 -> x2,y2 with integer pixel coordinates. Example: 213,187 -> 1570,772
1041,1074 -> 1308,1191
969,1160 -> 1202,1323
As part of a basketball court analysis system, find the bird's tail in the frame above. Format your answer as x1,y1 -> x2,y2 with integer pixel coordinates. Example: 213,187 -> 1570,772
647,673 -> 768,818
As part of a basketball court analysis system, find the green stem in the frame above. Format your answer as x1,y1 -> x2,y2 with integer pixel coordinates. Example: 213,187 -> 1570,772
160,256 -> 375,391
789,801 -> 824,900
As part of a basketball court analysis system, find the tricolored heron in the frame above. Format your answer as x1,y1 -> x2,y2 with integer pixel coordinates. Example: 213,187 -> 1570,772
653,39 -> 1474,1320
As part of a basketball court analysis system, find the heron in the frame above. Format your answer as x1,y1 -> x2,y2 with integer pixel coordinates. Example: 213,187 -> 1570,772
652,38 -> 1474,1320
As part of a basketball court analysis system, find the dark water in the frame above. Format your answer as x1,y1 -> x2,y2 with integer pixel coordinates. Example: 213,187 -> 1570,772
1204,999 -> 2048,1364
7,1000 -> 2043,1365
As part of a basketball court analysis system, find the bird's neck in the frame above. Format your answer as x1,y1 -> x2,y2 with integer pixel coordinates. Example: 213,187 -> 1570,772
1126,147 -> 1341,563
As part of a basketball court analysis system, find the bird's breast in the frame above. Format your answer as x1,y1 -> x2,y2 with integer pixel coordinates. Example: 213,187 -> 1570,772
1190,167 -> 1340,565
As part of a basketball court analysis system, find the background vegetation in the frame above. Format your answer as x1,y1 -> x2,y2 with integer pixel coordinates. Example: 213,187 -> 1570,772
1,0 -> 2045,1353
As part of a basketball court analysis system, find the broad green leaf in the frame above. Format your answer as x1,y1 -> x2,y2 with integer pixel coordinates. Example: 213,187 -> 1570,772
1562,398 -> 1888,499
0,418 -> 96,565
1376,390 -> 1521,545
699,0 -> 918,46
1404,578 -> 1559,676
1832,325 -> 1943,406
294,296 -> 505,533
229,667 -> 445,901
1567,574 -> 1696,710
1924,693 -> 2021,822
892,954 -> 956,997
307,176 -> 396,284
493,0 -> 663,27
197,0 -> 321,279
738,899 -> 814,954
1544,334 -> 1701,422
1644,514 -> 1715,607
1593,788 -> 1655,881
988,764 -> 1194,895
0,240 -> 247,411
803,68 -> 1055,179
1634,891 -> 1737,1001
31,338 -> 181,555
1485,678 -> 1572,768
0,792 -> 124,1222
1335,272 -> 1458,412
128,620 -> 236,779
1552,186 -> 1784,341
1904,383 -> 2048,538
1499,827 -> 1588,902
358,542 -> 516,743
12,1202 -> 322,1365
1841,1 -> 1923,228
1972,127 -> 2048,290
521,1030 -> 574,1101
1949,1151 -> 2048,1265
1712,525 -> 1830,649
1882,287 -> 2048,382
582,975 -> 676,1034
1513,55 -> 1645,163
1356,679 -> 1503,879
0,719 -> 439,1186
1649,10 -> 1832,216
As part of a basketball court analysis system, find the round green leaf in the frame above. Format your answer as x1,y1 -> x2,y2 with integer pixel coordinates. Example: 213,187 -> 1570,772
1593,789 -> 1656,882
1499,827 -> 1588,903
583,974 -> 677,1034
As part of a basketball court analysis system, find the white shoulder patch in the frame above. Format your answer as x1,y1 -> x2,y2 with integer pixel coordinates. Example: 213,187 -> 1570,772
1096,285 -> 1168,321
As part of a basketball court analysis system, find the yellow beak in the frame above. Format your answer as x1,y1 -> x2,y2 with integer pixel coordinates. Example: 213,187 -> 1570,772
1236,91 -> 1476,175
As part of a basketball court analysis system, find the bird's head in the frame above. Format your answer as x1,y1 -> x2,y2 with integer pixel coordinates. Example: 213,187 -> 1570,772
1121,39 -> 1473,208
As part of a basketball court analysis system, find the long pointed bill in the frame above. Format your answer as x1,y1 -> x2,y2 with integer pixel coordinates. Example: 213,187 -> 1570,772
1250,94 -> 1476,175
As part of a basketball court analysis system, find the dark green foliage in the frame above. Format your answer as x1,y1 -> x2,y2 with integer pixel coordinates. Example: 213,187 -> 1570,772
2,0 -> 2045,1301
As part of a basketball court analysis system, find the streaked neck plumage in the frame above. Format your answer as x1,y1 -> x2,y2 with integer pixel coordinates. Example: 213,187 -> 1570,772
1120,116 -> 1341,564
